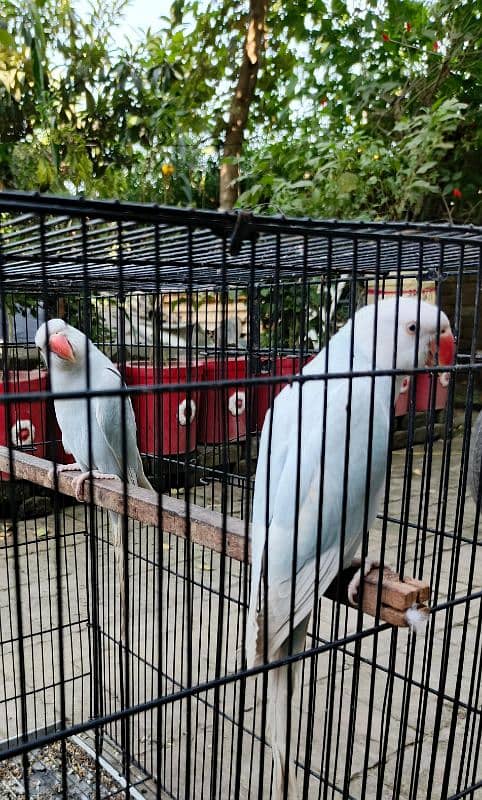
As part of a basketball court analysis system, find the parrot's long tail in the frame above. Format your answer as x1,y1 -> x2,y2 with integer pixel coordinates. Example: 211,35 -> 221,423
111,464 -> 154,646
246,586 -> 309,800
267,654 -> 301,800
110,510 -> 126,644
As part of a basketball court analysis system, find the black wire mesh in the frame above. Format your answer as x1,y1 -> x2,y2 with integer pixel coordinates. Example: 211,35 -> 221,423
0,191 -> 480,800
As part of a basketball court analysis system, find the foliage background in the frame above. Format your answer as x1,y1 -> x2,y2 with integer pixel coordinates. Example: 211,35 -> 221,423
1,0 -> 480,222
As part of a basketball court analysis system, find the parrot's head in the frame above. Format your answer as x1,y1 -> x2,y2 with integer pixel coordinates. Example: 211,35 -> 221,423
355,297 -> 455,372
35,318 -> 87,369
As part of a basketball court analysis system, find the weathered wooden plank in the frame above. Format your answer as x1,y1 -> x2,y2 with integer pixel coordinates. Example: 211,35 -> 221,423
0,447 -> 432,626
0,447 -> 249,562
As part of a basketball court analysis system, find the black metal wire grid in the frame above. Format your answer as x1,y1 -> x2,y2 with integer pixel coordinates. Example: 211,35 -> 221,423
0,190 -> 482,291
0,191 -> 480,800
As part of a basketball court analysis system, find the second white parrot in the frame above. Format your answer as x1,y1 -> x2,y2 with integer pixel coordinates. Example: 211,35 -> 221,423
246,297 -> 455,800
35,319 -> 154,643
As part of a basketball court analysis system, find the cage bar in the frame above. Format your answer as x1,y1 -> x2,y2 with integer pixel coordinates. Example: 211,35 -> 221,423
0,192 -> 480,800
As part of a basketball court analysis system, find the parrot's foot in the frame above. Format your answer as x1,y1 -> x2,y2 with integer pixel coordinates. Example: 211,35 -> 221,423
72,470 -> 119,502
348,557 -> 381,606
49,462 -> 82,482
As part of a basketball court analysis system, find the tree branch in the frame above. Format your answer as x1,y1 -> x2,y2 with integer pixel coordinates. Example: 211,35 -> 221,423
219,0 -> 268,210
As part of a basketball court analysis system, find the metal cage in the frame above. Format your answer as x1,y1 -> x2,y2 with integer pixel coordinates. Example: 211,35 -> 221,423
0,191 -> 480,800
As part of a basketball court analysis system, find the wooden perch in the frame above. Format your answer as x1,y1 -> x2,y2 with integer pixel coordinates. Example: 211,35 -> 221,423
0,447 -> 430,626
0,447 -> 249,562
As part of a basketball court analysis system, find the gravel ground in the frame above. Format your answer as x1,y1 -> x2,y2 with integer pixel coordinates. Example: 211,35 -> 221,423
0,740 -> 127,799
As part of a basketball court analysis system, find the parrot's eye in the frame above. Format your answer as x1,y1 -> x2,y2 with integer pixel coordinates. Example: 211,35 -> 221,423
406,322 -> 417,334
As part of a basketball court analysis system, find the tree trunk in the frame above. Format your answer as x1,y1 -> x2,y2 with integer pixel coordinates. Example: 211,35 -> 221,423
219,0 -> 268,210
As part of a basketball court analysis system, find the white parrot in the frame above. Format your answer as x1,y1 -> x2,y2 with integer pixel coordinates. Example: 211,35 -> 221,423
35,319 -> 154,642
246,297 -> 455,800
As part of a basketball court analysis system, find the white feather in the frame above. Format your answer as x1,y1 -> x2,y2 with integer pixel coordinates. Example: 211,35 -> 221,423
405,604 -> 430,635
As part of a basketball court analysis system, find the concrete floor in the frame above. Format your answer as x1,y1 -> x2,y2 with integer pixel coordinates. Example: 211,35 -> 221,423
0,437 -> 480,799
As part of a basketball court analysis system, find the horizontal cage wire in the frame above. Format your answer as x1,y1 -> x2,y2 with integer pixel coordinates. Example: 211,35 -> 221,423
0,191 -> 480,800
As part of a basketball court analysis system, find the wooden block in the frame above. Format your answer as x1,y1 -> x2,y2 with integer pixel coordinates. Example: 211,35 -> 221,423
361,593 -> 408,626
362,595 -> 430,628
403,575 -> 430,603
324,564 -> 432,626
360,566 -> 431,626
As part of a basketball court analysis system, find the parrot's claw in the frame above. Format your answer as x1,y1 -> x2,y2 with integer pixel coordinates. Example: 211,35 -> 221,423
348,557 -> 380,606
72,470 -> 119,502
49,462 -> 82,481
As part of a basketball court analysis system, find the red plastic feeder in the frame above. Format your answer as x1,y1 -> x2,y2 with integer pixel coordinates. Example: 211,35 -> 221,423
415,372 -> 449,411
0,370 -> 51,479
0,370 -> 49,454
124,362 -> 198,456
197,358 -> 247,444
256,356 -> 307,430
394,373 -> 448,417
0,369 -> 74,472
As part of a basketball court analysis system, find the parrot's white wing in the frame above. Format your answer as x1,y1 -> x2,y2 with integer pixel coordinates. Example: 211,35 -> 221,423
93,365 -> 150,488
51,345 -> 152,489
248,372 -> 391,664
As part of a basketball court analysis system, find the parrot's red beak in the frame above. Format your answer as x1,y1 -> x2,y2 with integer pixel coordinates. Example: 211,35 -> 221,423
426,327 -> 456,367
49,333 -> 76,362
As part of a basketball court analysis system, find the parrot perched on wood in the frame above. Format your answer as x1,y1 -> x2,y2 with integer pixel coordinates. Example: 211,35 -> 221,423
246,297 -> 455,800
35,319 -> 154,643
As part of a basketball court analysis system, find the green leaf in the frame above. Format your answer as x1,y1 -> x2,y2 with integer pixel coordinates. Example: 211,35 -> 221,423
287,180 -> 313,189
0,29 -> 15,48
409,179 -> 438,192
416,161 -> 437,174
337,172 -> 358,194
